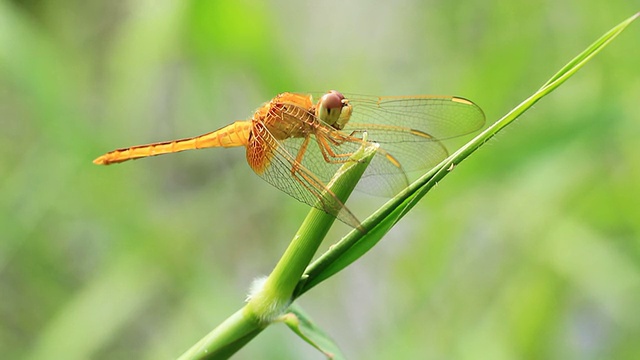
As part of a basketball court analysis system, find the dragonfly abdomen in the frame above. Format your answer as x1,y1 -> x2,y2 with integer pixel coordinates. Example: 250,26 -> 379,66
93,121 -> 252,165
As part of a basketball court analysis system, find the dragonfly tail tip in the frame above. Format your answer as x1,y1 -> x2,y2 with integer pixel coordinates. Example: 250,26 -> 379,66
93,156 -> 107,165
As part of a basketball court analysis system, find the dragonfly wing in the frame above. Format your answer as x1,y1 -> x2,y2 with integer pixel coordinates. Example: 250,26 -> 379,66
246,122 -> 361,228
337,95 -> 485,195
344,95 -> 485,141
343,125 -> 450,171
296,124 -> 417,198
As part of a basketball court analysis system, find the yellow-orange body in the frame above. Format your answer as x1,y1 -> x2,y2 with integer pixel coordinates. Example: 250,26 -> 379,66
94,90 -> 486,228
92,121 -> 251,165
93,93 -> 326,170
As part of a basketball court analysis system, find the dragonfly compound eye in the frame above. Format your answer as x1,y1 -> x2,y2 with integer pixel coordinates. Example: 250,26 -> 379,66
328,90 -> 345,102
317,91 -> 348,128
322,91 -> 344,110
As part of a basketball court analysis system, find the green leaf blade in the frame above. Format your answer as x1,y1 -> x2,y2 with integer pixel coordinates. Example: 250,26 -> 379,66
281,304 -> 347,360
296,11 -> 640,297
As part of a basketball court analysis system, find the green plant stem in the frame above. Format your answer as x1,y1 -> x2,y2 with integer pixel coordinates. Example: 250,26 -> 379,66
245,142 -> 376,321
178,142 -> 378,359
177,309 -> 264,360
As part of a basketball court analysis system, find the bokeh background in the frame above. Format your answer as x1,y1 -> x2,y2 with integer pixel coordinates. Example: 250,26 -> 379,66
2,1 -> 639,359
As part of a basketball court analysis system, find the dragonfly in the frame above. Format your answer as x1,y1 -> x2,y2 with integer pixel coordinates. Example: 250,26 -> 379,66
94,90 -> 485,228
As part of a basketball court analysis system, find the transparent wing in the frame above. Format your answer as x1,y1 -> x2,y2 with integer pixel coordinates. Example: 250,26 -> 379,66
247,93 -> 486,225
306,93 -> 485,178
246,121 -> 361,228
343,94 -> 486,141
277,121 -> 414,198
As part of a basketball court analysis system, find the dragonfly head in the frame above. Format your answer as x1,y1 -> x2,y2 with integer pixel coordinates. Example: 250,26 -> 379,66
316,90 -> 352,130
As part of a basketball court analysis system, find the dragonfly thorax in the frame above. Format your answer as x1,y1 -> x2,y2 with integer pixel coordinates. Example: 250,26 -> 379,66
260,94 -> 317,140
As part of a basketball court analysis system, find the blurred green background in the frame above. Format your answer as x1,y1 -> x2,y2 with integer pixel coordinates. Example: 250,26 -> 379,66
1,0 -> 639,359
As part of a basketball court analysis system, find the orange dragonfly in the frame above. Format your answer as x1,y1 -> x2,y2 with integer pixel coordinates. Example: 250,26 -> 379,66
94,91 -> 485,228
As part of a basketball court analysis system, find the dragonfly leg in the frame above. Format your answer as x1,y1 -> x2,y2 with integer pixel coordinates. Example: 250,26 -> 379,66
288,139 -> 350,221
336,130 -> 404,170
291,135 -> 311,176
315,134 -> 355,164
347,129 -> 367,138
